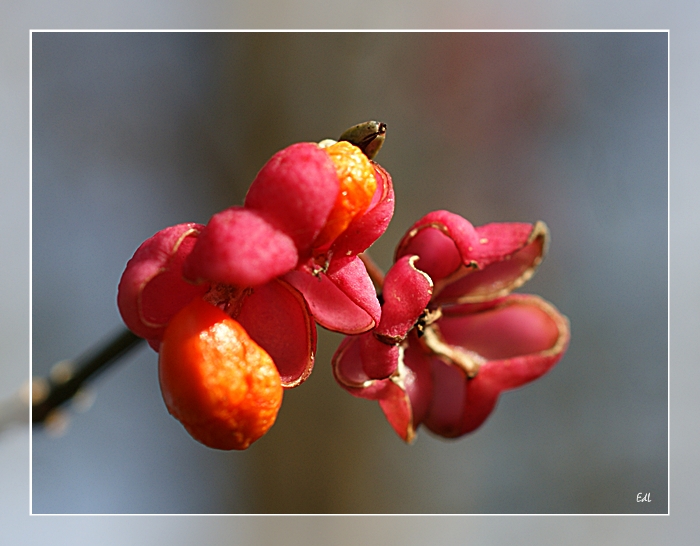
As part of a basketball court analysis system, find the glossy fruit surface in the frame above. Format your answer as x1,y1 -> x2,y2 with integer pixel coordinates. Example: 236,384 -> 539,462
159,297 -> 283,450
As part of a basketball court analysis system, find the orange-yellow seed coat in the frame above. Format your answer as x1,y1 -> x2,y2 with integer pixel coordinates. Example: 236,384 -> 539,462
314,141 -> 377,249
159,298 -> 283,450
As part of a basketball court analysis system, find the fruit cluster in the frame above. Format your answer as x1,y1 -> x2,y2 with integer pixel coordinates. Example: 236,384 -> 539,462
117,122 -> 569,450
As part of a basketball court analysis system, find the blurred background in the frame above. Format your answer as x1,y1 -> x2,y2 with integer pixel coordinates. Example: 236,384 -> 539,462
27,31 -> 667,515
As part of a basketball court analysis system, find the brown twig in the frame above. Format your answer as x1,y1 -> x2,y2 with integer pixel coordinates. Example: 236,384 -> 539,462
32,328 -> 144,424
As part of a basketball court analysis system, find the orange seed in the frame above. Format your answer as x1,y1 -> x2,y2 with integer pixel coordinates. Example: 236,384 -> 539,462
314,141 -> 377,249
158,298 -> 283,450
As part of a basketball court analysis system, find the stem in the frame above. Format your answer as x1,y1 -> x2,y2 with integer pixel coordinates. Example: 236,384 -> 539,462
358,252 -> 385,291
32,328 -> 144,424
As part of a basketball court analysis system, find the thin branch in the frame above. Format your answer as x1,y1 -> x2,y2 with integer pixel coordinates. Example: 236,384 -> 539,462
32,328 -> 144,425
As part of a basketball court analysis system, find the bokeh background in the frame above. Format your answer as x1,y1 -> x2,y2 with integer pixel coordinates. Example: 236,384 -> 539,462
28,31 -> 667,515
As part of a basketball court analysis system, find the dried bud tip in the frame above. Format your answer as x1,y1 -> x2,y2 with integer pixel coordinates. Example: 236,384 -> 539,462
339,121 -> 386,160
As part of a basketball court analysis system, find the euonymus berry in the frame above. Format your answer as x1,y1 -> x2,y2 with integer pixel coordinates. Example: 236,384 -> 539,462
158,297 -> 283,450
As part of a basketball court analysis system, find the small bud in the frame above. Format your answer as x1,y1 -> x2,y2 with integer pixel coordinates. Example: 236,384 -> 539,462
339,121 -> 386,160
49,360 -> 74,384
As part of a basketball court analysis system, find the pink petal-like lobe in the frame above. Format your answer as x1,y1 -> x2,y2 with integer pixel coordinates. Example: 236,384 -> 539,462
117,223 -> 209,344
396,212 -> 549,304
359,333 -> 400,380
434,222 -> 548,304
396,344 -> 434,432
426,294 -> 570,436
333,335 -> 372,388
235,279 -> 316,388
394,210 -> 477,283
183,207 -> 298,288
375,255 -> 433,342
331,337 -> 433,443
423,357 -> 468,438
439,294 -> 564,361
244,142 -> 339,254
327,163 -> 395,257
285,255 -> 380,334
